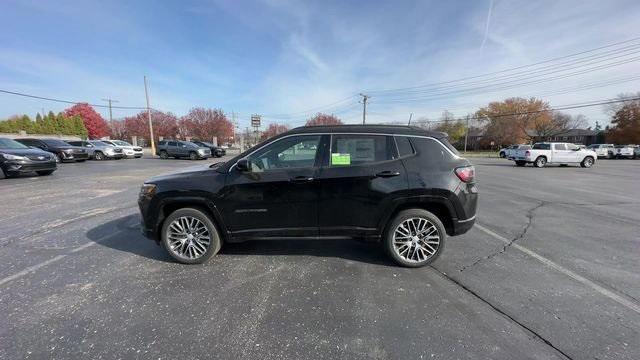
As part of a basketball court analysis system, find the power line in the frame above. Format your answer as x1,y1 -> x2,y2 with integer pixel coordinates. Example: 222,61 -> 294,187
0,89 -> 148,110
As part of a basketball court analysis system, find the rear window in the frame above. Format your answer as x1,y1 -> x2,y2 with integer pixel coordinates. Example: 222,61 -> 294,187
168,141 -> 177,146
395,136 -> 414,157
518,145 -> 531,150
158,140 -> 166,145
533,143 -> 550,150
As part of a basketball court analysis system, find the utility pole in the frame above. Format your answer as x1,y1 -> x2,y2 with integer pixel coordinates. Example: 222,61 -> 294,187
144,76 -> 156,156
408,113 -> 413,126
359,93 -> 369,124
101,98 -> 119,122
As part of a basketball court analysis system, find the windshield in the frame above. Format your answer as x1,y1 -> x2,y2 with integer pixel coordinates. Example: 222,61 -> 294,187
90,141 -> 111,146
113,140 -> 131,146
0,138 -> 29,149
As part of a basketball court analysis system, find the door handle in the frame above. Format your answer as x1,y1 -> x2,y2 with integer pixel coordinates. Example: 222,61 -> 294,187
290,176 -> 315,183
375,171 -> 401,178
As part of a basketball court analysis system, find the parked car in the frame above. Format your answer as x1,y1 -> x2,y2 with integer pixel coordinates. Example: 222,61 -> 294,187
635,146 -> 640,159
156,140 -> 211,160
14,138 -> 89,163
614,145 -> 637,159
587,144 -> 616,159
102,140 -> 144,158
0,138 -> 57,179
511,142 -> 597,168
66,140 -> 124,160
190,140 -> 226,157
499,144 -> 530,159
139,125 -> 478,267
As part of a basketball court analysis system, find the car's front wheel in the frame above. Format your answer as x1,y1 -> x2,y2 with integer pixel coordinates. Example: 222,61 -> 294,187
385,209 -> 446,268
161,208 -> 222,264
189,151 -> 198,160
581,156 -> 594,168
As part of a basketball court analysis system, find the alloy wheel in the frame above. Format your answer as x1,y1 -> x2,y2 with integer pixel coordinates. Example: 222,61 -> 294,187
392,217 -> 441,263
166,216 -> 211,260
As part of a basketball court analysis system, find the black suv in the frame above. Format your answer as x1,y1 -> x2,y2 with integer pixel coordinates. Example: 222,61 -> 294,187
15,138 -> 89,163
0,138 -> 57,179
139,125 -> 478,267
190,140 -> 226,157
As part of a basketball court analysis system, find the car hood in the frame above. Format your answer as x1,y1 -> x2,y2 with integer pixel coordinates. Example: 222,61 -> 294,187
146,165 -> 219,183
0,148 -> 52,156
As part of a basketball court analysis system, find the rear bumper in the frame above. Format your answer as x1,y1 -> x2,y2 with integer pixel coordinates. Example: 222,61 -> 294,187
452,216 -> 476,235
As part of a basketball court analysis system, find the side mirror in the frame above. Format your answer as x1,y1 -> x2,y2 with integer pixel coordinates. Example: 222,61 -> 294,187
236,159 -> 250,172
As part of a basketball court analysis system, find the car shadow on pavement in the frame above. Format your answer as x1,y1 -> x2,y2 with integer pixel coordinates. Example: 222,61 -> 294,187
87,214 -> 396,266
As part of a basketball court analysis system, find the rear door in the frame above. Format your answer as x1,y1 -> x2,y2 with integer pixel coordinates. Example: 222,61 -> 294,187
317,134 -> 407,239
552,143 -> 570,162
167,141 -> 178,156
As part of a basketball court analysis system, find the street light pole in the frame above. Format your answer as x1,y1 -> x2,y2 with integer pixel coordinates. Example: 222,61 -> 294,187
144,76 -> 156,156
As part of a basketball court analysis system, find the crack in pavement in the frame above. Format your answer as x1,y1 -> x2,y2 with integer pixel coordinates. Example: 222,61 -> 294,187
431,266 -> 574,360
459,201 -> 545,272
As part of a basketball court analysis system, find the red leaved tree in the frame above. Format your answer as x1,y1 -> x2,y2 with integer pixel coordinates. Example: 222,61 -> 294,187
305,113 -> 344,126
179,107 -> 233,143
63,103 -> 109,139
122,110 -> 179,142
261,123 -> 290,141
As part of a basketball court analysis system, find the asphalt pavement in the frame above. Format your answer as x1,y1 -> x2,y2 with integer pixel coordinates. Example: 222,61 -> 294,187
0,156 -> 638,359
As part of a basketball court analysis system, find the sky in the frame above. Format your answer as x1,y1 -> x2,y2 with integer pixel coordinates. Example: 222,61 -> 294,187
1,0 -> 640,129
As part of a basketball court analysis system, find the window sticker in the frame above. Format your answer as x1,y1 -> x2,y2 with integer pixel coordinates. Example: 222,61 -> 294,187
331,153 -> 351,165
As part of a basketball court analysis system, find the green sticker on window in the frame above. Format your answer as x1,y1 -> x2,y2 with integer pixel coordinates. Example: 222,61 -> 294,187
331,153 -> 351,165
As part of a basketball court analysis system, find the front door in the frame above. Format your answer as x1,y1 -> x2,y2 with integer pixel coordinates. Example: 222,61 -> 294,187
220,135 -> 324,239
317,134 -> 407,239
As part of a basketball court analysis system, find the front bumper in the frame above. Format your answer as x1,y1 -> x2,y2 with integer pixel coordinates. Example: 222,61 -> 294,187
3,160 -> 57,173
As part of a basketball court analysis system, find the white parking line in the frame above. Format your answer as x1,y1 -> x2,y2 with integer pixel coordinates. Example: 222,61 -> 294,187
475,224 -> 640,315
0,255 -> 67,286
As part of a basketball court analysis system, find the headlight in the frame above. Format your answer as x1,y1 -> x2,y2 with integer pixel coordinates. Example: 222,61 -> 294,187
139,183 -> 156,197
1,153 -> 27,160
105,148 -> 115,154
197,148 -> 206,153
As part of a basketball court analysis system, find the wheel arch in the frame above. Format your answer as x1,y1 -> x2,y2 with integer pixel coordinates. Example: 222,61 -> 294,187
156,197 -> 228,243
379,196 -> 456,237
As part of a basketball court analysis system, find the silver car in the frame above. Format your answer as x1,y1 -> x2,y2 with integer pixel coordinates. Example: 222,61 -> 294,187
102,140 -> 144,158
67,140 -> 124,160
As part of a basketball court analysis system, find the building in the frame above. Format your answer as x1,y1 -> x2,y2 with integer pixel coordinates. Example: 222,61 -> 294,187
527,128 -> 600,145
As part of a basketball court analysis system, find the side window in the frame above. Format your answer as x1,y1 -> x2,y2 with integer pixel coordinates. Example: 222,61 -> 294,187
247,135 -> 321,172
567,143 -> 579,151
395,136 -> 414,157
158,140 -> 166,146
409,137 -> 451,167
167,141 -> 177,147
554,143 -> 567,150
330,135 -> 394,166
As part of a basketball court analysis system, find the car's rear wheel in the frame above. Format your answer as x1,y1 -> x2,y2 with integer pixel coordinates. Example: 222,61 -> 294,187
581,156 -> 594,168
189,151 -> 198,160
161,208 -> 222,264
94,151 -> 104,160
385,209 -> 445,268
534,156 -> 546,168
499,151 -> 505,158
36,170 -> 55,176
515,160 -> 526,167
159,150 -> 168,159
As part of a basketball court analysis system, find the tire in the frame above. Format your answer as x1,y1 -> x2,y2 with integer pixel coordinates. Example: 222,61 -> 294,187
499,151 -> 506,158
161,208 -> 222,264
189,151 -> 198,160
36,170 -> 55,176
0,167 -> 5,180
94,151 -> 104,161
384,209 -> 446,268
53,153 -> 61,163
534,156 -> 546,168
159,150 -> 168,159
76,160 -> 86,162
581,156 -> 594,168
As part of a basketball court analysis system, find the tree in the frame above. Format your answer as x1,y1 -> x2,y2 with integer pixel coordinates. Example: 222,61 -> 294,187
305,113 -> 344,126
476,97 -> 551,146
261,123 -> 290,141
64,103 -> 109,139
122,110 -> 179,142
108,119 -> 126,139
432,111 -> 467,145
528,112 -> 587,140
179,107 -> 233,143
607,102 -> 640,144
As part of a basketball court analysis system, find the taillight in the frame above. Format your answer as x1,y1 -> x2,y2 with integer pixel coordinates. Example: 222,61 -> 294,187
455,166 -> 475,183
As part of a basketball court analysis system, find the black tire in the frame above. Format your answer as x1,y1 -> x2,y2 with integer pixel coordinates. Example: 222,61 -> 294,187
189,151 -> 198,160
534,156 -> 546,168
94,151 -> 104,161
53,153 -> 61,163
161,208 -> 222,264
384,209 -> 446,268
36,170 -> 55,176
499,151 -> 506,158
76,159 -> 86,162
159,150 -> 168,159
515,160 -> 526,167
0,167 -> 5,180
580,156 -> 594,168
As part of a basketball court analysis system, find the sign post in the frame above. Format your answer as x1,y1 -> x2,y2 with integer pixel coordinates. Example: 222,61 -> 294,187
251,114 -> 261,145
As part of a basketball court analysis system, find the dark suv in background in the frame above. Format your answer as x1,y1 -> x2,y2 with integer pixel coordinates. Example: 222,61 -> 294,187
0,138 -> 57,179
190,140 -> 226,157
139,125 -> 477,267
15,138 -> 89,163
156,140 -> 211,160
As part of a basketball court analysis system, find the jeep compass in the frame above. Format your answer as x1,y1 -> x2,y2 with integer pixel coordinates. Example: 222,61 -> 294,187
138,125 -> 478,267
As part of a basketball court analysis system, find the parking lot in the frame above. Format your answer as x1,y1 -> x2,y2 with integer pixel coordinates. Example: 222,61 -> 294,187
1,156 -> 638,359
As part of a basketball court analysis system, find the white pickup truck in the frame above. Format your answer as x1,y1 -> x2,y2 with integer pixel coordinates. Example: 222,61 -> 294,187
511,142 -> 597,168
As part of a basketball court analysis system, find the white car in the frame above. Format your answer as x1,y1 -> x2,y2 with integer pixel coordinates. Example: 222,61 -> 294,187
499,144 -> 531,159
614,145 -> 637,159
511,142 -> 597,168
102,140 -> 144,158
586,144 -> 615,159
